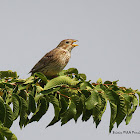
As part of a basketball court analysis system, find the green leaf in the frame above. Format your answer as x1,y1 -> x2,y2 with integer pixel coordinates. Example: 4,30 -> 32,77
109,102 -> 117,133
47,116 -> 60,128
4,83 -> 14,88
44,76 -> 79,90
80,90 -> 91,98
0,133 -> 4,140
61,101 -> 76,125
31,85 -> 37,97
59,88 -> 77,98
128,95 -> 138,116
105,90 -> 119,103
65,68 -> 78,74
105,90 -> 119,132
29,96 -> 48,123
125,88 -> 133,93
112,80 -> 119,85
0,71 -> 17,79
19,97 -> 28,128
104,81 -> 112,84
28,94 -> 36,114
12,85 -> 18,94
47,97 -> 68,127
133,95 -> 138,107
95,85 -> 103,92
78,73 -> 86,80
71,95 -> 83,122
92,93 -> 103,128
0,126 -> 17,140
4,104 -> 13,128
0,97 -> 5,123
116,95 -> 127,127
41,87 -> 61,95
97,78 -> 102,84
125,95 -> 138,125
9,134 -> 18,140
125,115 -> 132,125
85,91 -> 99,110
50,95 -> 61,120
34,72 -> 48,84
36,85 -> 43,93
82,109 -> 93,121
136,91 -> 140,106
81,94 -> 93,121
18,84 -> 27,91
18,90 -> 27,100
58,70 -> 67,76
12,95 -> 20,120
122,93 -> 131,113
80,82 -> 93,90
0,83 -> 5,88
59,97 -> 68,115
24,76 -> 34,84
94,93 -> 107,127
34,94 -> 44,102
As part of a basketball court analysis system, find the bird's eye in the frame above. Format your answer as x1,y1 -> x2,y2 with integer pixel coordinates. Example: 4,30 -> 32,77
66,41 -> 69,44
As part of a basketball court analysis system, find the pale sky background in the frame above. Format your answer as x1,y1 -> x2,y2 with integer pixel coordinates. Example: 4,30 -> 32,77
0,0 -> 140,140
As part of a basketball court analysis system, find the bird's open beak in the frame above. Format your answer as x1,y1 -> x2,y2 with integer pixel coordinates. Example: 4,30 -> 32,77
72,40 -> 78,47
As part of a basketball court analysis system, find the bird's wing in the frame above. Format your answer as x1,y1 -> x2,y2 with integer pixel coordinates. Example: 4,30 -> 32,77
29,48 -> 58,74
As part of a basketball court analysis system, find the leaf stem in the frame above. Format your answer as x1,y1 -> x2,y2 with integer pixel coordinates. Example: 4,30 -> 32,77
56,91 -> 71,99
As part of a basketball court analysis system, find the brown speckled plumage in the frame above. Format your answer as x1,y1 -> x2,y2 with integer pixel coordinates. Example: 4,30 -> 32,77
29,39 -> 78,77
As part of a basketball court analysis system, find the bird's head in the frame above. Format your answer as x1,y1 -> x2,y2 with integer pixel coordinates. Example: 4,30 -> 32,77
57,39 -> 78,52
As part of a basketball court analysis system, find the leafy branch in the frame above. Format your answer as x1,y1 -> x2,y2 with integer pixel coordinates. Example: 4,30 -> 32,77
0,68 -> 139,139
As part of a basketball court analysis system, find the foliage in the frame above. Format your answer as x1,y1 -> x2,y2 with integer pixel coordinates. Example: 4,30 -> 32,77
0,68 -> 139,139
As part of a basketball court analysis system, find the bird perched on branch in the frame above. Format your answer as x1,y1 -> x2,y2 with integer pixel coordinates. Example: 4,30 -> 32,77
29,39 -> 78,77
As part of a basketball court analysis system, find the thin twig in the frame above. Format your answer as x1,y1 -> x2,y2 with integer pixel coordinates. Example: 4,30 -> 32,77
56,91 -> 71,99
92,83 -> 114,86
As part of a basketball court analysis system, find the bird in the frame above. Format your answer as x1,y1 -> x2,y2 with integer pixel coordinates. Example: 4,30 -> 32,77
29,39 -> 78,77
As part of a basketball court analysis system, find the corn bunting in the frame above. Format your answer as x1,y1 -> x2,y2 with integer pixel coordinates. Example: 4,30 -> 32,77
29,39 -> 78,76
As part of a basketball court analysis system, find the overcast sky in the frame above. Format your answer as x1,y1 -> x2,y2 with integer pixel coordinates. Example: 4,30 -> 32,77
0,0 -> 140,140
